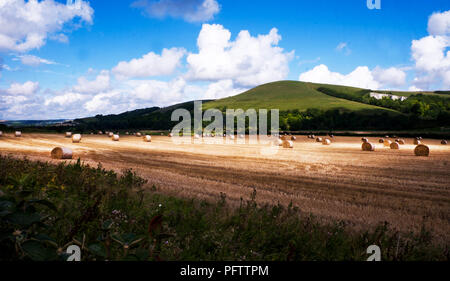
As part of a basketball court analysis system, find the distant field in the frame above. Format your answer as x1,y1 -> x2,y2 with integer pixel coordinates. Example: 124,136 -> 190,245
204,81 -> 399,114
0,133 -> 449,244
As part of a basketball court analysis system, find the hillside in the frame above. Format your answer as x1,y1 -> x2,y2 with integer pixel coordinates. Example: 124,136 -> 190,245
203,81 -> 399,115
70,80 -> 449,132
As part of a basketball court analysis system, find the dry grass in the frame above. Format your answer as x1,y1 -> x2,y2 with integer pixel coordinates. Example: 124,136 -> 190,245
0,133 -> 449,244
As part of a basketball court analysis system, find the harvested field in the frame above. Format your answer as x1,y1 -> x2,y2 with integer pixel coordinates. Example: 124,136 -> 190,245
0,133 -> 449,243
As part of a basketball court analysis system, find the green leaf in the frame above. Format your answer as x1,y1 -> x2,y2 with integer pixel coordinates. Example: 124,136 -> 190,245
0,200 -> 14,211
27,199 -> 57,211
22,240 -> 58,261
34,234 -> 58,247
88,243 -> 106,258
6,212 -> 41,227
102,220 -> 113,230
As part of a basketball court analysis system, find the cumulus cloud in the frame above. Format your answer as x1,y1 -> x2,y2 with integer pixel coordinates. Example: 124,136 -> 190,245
44,91 -> 86,107
410,10 -> 450,89
112,48 -> 185,79
372,66 -> 406,88
0,0 -> 93,52
298,64 -> 406,89
299,64 -> 378,89
203,79 -> 247,99
186,24 -> 294,87
428,10 -> 450,35
73,70 -> 111,94
0,81 -> 43,118
6,81 -> 40,95
132,0 -> 220,23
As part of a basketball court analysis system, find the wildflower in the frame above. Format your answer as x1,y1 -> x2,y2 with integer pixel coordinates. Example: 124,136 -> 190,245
158,204 -> 162,208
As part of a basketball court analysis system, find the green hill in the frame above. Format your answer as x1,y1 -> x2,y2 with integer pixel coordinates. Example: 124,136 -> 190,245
203,81 -> 400,115
72,80 -> 449,132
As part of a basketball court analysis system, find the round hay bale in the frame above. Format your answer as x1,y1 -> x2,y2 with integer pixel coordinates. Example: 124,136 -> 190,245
418,137 -> 423,140
414,144 -> 429,156
441,140 -> 448,145
112,134 -> 120,141
282,140 -> 293,148
72,134 -> 81,143
396,139 -> 405,145
136,132 -> 142,137
362,142 -> 375,151
311,134 -> 315,139
328,134 -> 334,138
15,131 -> 21,137
143,135 -> 152,142
65,132 -> 72,138
316,137 -> 322,143
390,142 -> 400,150
383,139 -> 392,147
361,137 -> 368,143
322,138 -> 331,145
108,132 -> 114,137
194,134 -> 200,139
168,133 -> 173,137
274,139 -> 283,146
98,131 -> 103,135
378,138 -> 384,143
51,147 -> 73,159
413,139 -> 421,145
291,135 -> 296,141
385,135 -> 389,138
229,135 -> 235,140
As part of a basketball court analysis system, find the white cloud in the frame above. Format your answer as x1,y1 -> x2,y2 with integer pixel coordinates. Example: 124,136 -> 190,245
335,42 -> 351,55
186,24 -> 294,87
112,48 -> 185,79
298,64 -> 406,89
336,42 -> 347,51
132,0 -> 220,23
83,90 -> 124,113
410,10 -> 450,89
428,10 -> 450,36
44,92 -> 86,107
411,35 -> 450,73
73,70 -> 110,94
372,66 -> 406,88
6,81 -> 40,95
0,0 -> 93,52
203,79 -> 247,99
299,64 -> 378,89
15,54 -> 56,66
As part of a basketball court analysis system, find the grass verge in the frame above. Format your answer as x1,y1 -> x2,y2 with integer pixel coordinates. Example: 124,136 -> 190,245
0,155 -> 447,261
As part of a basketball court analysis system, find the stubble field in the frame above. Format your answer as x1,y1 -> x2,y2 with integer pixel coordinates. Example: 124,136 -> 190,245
0,133 -> 449,244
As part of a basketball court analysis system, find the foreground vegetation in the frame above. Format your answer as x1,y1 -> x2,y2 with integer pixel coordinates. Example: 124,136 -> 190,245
0,156 -> 448,261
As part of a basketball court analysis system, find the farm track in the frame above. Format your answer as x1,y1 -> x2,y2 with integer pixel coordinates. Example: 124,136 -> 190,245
0,133 -> 449,243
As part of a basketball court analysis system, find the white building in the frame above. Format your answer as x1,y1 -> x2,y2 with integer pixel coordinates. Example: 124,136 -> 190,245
369,92 -> 407,101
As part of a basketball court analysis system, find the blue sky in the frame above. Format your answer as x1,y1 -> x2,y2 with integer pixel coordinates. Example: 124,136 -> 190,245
1,0 -> 450,120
